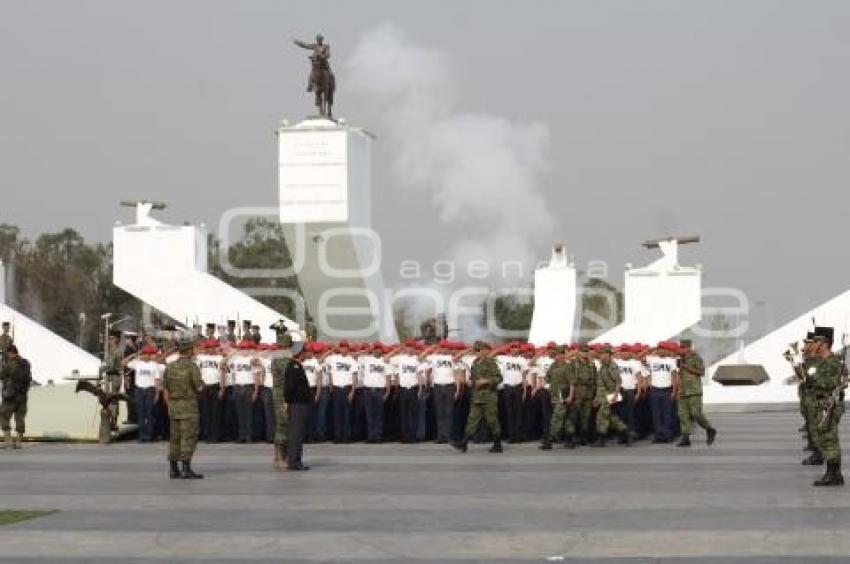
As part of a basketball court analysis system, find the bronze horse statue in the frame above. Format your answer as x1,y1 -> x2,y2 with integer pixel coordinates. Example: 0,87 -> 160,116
309,56 -> 335,119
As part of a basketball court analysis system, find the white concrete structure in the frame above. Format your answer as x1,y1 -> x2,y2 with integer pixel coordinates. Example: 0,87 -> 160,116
528,244 -> 577,345
0,259 -> 101,385
278,117 -> 397,342
113,202 -> 301,343
705,289 -> 850,406
592,239 -> 702,345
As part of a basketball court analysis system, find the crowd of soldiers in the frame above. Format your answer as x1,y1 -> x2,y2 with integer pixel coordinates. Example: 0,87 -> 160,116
99,317 -> 722,477
790,326 -> 846,487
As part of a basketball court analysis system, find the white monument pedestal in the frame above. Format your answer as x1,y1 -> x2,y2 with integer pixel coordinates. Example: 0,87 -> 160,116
278,118 -> 397,342
528,244 -> 577,345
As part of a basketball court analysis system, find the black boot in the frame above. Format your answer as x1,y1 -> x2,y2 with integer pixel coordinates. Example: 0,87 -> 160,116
488,439 -> 503,453
180,460 -> 204,479
451,439 -> 468,453
169,461 -> 180,479
706,428 -> 717,446
677,434 -> 691,447
802,452 -> 824,466
563,435 -> 576,449
813,462 -> 844,487
539,436 -> 552,451
591,436 -> 607,448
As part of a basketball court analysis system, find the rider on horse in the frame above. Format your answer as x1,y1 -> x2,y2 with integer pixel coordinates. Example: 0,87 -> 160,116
294,34 -> 331,93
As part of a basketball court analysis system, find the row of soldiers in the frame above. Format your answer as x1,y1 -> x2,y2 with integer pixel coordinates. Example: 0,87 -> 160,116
107,325 -> 719,466
790,326 -> 846,487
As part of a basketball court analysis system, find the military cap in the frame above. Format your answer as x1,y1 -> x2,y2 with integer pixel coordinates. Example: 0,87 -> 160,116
109,330 -> 122,340
600,344 -> 614,353
546,341 -> 557,349
804,331 -> 816,342
6,344 -> 18,355
227,319 -> 236,326
237,340 -> 256,350
177,339 -> 194,352
580,344 -> 590,352
205,322 -> 216,330
680,339 -> 693,348
473,340 -> 491,351
813,326 -> 834,344
338,339 -> 350,348
404,339 -> 419,347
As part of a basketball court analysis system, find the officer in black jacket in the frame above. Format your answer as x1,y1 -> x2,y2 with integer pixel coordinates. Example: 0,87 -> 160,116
284,345 -> 312,471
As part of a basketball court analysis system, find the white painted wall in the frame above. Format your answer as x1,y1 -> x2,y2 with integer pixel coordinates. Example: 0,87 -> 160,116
279,118 -> 397,342
113,205 -> 300,343
592,240 -> 702,345
704,289 -> 850,405
528,245 -> 577,345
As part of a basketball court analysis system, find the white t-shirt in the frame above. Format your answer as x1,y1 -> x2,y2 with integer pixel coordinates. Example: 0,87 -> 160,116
426,354 -> 457,385
195,354 -> 224,386
302,357 -> 320,388
496,355 -> 529,386
325,354 -> 358,387
646,355 -> 676,388
128,360 -> 163,389
228,354 -> 255,386
534,356 -> 555,387
390,354 -> 421,389
360,355 -> 388,388
615,359 -> 641,391
460,354 -> 477,384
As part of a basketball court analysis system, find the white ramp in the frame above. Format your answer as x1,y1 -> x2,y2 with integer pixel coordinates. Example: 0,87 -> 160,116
1,260 -> 100,385
113,203 -> 301,343
705,289 -> 850,405
528,244 -> 576,345
592,239 -> 702,345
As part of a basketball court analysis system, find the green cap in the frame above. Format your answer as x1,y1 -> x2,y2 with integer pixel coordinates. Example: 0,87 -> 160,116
473,340 -> 491,351
177,339 -> 194,353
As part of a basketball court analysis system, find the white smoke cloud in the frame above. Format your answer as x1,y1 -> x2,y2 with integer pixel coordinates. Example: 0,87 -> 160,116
346,24 -> 555,338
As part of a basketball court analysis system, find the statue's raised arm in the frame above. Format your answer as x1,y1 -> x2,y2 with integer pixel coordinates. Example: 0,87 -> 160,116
293,39 -> 316,50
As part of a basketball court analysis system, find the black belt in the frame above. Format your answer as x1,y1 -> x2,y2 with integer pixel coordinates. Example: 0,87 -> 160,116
652,386 -> 672,391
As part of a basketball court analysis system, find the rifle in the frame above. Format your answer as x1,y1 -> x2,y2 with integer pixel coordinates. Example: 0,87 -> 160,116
819,333 -> 848,431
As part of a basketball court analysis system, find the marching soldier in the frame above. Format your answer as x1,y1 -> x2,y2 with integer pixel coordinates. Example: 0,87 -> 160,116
162,338 -> 204,479
593,345 -> 630,446
809,327 -> 845,487
452,341 -> 503,453
572,345 -> 597,445
673,339 -> 717,447
0,345 -> 31,450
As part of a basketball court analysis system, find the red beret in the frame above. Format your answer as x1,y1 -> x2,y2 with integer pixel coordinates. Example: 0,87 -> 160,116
238,340 -> 256,350
141,345 -> 158,355
338,340 -> 350,348
546,341 -> 557,349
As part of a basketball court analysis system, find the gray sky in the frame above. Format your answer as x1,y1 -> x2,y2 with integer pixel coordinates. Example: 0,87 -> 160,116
2,0 -> 849,337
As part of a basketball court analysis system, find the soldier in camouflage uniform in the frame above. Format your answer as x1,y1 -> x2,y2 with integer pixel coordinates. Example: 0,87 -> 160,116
797,333 -> 823,465
101,330 -> 124,431
0,322 -> 13,367
540,345 -> 569,450
452,341 -> 503,453
163,339 -> 204,479
571,345 -> 597,445
809,328 -> 845,487
673,339 -> 716,447
0,345 -> 30,450
593,345 -> 630,447
270,333 -> 294,469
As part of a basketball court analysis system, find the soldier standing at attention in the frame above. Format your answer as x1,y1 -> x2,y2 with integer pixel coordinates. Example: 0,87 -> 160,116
809,327 -> 845,487
0,345 -> 31,449
284,337 -> 312,471
452,341 -> 503,453
0,322 -> 13,366
270,335 -> 293,469
673,340 -> 717,447
797,333 -> 823,465
102,330 -> 125,431
163,339 -> 204,479
593,345 -> 630,447
539,345 -> 569,450
572,345 -> 597,445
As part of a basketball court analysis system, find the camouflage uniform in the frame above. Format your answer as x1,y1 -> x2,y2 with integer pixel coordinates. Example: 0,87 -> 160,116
810,355 -> 844,465
798,357 -> 820,454
0,356 -> 30,440
0,333 -> 13,366
571,359 -> 596,441
163,357 -> 203,463
463,356 -> 502,441
271,356 -> 291,451
595,361 -> 627,436
102,346 -> 124,429
677,351 -> 713,436
546,360 -> 570,441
